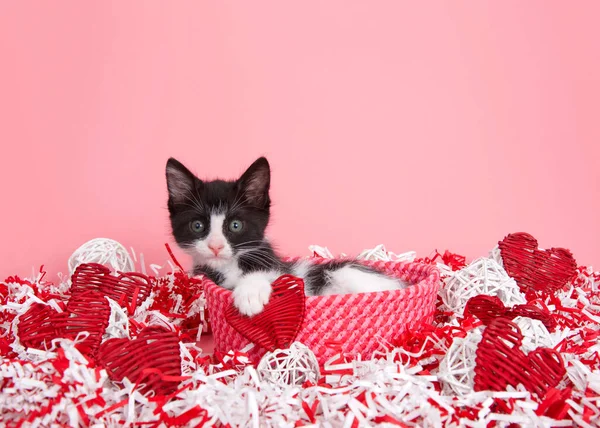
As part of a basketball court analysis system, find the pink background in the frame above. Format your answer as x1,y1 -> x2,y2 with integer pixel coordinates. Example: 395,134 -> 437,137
1,1 -> 599,280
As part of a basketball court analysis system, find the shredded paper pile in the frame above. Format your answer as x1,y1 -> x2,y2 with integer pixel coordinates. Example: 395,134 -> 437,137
1,237 -> 599,427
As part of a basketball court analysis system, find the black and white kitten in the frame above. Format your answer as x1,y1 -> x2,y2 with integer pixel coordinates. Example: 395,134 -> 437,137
166,157 -> 408,316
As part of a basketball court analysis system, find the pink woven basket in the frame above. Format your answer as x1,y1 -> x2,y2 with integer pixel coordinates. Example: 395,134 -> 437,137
205,259 -> 441,364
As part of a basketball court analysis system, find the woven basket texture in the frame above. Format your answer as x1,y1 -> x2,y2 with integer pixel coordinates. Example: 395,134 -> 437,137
205,259 -> 441,364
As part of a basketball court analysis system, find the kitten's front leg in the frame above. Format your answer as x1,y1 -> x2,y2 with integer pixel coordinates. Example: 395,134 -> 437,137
232,271 -> 277,316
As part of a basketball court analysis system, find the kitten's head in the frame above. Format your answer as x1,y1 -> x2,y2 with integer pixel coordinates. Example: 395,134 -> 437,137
165,157 -> 271,269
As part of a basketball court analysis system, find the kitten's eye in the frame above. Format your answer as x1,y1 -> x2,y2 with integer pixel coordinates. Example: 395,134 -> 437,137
190,220 -> 205,233
228,219 -> 243,233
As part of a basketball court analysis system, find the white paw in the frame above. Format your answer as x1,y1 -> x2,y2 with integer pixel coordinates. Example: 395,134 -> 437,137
232,274 -> 273,317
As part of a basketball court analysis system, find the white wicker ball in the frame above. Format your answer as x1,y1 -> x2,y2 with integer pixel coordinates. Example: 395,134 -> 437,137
440,257 -> 526,315
257,342 -> 320,387
438,327 -> 483,396
68,238 -> 135,275
513,316 -> 554,353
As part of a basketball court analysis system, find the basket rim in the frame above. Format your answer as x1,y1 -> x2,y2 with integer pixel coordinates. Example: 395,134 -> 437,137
202,258 -> 440,302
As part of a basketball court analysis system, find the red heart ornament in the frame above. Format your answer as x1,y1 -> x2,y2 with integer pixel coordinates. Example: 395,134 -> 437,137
71,263 -> 153,314
17,291 -> 110,356
474,317 -> 565,397
96,326 -> 182,395
464,295 -> 556,330
498,232 -> 577,295
17,303 -> 60,349
225,275 -> 306,352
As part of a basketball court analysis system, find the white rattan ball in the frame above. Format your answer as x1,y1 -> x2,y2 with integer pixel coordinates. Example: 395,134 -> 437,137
257,342 -> 320,387
68,238 -> 135,275
513,316 -> 554,353
440,257 -> 526,315
438,327 -> 483,396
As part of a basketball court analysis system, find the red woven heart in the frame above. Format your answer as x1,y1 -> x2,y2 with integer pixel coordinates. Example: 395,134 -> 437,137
96,326 -> 182,395
71,263 -> 153,314
17,303 -> 60,349
225,275 -> 306,352
498,232 -> 577,295
474,317 -> 565,397
464,295 -> 556,330
18,291 -> 110,356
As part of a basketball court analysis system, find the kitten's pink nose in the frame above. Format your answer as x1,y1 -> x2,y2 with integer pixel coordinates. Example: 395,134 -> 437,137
208,242 -> 225,256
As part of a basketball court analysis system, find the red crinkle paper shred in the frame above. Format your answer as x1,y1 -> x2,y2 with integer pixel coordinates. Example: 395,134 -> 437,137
416,250 -> 467,271
148,244 -> 209,339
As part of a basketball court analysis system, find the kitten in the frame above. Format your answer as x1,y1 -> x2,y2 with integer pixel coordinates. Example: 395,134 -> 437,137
166,157 -> 408,316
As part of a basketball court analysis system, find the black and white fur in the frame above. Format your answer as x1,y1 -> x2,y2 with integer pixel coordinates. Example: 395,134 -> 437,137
166,157 -> 408,316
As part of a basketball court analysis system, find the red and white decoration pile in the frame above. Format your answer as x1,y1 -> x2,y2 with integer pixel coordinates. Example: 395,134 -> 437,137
1,233 -> 600,426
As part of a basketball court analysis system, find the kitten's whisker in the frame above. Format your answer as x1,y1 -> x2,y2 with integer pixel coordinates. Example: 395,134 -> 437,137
233,240 -> 271,248
185,191 -> 205,213
241,246 -> 281,256
228,192 -> 245,214
238,250 -> 282,268
236,249 -> 281,263
239,254 -> 276,270
236,246 -> 278,260
183,195 -> 204,213
179,202 -> 203,212
236,240 -> 279,247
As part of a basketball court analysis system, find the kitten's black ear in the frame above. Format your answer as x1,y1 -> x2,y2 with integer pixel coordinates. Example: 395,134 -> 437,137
237,157 -> 271,208
166,158 -> 199,204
